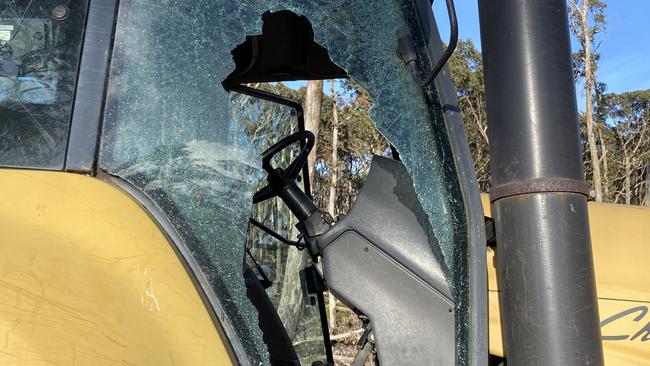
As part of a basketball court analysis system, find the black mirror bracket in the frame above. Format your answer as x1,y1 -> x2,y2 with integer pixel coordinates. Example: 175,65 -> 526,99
297,209 -> 334,257
397,0 -> 458,87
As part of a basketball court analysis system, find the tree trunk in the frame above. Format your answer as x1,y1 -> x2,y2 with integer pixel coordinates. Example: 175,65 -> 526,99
598,129 -> 609,200
624,155 -> 631,205
645,160 -> 650,207
581,0 -> 603,202
327,81 -> 340,218
304,80 -> 324,187
346,170 -> 353,212
327,79 -> 340,330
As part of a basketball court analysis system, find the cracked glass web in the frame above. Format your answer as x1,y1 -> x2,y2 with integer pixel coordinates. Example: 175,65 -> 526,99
99,1 -> 469,365
0,0 -> 88,169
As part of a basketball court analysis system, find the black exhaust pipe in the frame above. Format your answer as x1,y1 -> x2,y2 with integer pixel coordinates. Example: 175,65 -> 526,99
478,0 -> 604,365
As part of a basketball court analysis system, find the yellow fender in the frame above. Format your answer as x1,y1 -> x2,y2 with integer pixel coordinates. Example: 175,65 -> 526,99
0,169 -> 234,365
483,194 -> 650,365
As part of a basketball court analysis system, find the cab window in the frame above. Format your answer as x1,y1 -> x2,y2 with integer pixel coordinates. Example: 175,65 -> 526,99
236,85 -> 329,365
0,1 -> 87,169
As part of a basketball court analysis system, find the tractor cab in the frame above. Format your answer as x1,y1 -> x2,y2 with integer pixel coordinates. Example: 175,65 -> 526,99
0,1 -> 488,365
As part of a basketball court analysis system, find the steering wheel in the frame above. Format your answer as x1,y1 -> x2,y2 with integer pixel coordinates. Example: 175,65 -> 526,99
253,130 -> 315,204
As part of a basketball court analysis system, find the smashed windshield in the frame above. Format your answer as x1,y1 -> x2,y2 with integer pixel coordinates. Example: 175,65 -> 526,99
100,1 -> 470,365
0,1 -> 87,169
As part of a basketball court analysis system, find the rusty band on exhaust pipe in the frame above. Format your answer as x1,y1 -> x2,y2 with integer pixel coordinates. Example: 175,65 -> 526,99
489,178 -> 590,203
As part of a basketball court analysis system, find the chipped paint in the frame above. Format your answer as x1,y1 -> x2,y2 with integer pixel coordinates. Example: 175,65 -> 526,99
142,267 -> 161,312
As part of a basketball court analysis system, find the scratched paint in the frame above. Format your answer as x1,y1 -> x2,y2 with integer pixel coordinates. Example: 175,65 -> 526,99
141,267 -> 161,312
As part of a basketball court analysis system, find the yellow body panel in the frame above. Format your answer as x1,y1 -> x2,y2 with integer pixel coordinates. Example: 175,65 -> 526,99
0,169 -> 234,366
483,194 -> 650,364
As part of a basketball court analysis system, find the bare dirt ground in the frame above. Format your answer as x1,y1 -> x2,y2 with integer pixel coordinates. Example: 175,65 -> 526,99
328,298 -> 376,366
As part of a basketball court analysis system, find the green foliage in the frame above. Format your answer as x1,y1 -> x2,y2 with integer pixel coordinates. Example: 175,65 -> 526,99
568,0 -> 607,44
446,35 -> 650,205
599,90 -> 650,204
309,79 -> 389,211
448,40 -> 491,191
568,0 -> 609,201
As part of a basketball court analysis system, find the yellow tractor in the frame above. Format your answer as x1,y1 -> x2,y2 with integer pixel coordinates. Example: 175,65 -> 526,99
0,0 -> 647,365
483,195 -> 650,365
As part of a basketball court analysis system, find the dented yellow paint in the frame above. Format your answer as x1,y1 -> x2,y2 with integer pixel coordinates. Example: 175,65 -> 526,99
482,194 -> 650,365
0,169 -> 235,366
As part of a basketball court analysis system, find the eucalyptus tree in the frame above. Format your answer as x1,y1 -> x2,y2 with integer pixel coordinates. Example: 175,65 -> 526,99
448,40 -> 490,191
602,90 -> 650,205
568,0 -> 607,201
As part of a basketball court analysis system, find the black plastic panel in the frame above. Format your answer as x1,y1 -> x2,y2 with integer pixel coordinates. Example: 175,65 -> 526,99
319,157 -> 455,366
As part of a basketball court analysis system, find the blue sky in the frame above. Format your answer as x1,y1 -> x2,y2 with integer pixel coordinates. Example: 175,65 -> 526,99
434,0 -> 650,96
282,80 -> 354,103
283,80 -> 334,95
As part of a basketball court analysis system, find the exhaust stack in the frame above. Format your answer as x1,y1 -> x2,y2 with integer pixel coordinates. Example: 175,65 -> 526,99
478,0 -> 604,364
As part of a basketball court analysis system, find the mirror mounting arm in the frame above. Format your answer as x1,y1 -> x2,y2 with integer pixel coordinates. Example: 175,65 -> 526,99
398,0 -> 458,87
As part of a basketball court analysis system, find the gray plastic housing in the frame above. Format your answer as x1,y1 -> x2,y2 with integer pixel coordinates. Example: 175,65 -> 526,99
317,156 -> 455,365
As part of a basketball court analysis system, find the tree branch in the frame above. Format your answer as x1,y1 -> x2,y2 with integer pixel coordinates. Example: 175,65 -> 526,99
330,329 -> 364,341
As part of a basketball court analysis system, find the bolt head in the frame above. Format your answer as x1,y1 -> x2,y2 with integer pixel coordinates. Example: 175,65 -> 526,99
52,5 -> 69,21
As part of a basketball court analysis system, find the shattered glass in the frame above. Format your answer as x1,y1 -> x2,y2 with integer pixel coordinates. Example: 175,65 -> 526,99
0,0 -> 88,169
100,0 -> 469,365
236,91 -> 327,364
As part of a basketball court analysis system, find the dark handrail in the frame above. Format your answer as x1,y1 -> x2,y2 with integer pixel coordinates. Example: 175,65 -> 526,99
400,0 -> 458,87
